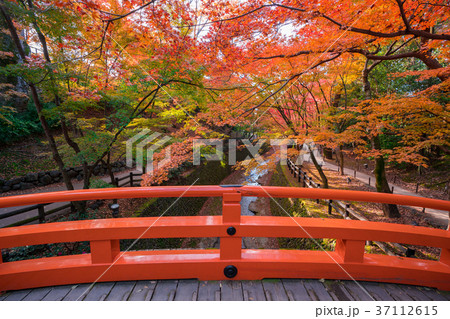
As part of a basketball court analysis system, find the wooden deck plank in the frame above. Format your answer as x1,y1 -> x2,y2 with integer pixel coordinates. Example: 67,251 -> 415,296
282,279 -> 311,301
105,281 -> 136,301
262,279 -> 289,301
151,280 -> 178,301
382,283 -> 415,301
22,287 -> 52,301
174,280 -> 199,301
340,281 -> 374,301
398,285 -> 432,301
360,282 -> 395,301
83,282 -> 115,301
128,281 -> 157,301
198,280 -> 221,301
241,281 -> 266,301
324,281 -> 355,301
303,280 -> 334,301
1,279 -> 445,301
221,280 -> 243,301
62,284 -> 93,301
41,285 -> 74,301
2,289 -> 31,301
418,287 -> 448,301
440,290 -> 450,301
338,282 -> 362,301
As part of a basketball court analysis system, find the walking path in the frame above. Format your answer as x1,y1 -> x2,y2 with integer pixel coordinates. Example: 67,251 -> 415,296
322,161 -> 449,228
0,169 -> 140,227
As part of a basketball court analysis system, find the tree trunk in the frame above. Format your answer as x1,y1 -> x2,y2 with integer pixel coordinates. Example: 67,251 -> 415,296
0,2 -> 90,214
106,152 -> 117,187
362,59 -> 400,218
0,3 -> 76,193
373,136 -> 401,218
27,0 -> 92,192
338,145 -> 344,175
362,60 -> 372,98
308,144 -> 329,188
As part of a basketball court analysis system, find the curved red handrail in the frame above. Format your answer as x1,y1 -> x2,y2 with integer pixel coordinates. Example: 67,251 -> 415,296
0,186 -> 449,292
0,186 -> 449,211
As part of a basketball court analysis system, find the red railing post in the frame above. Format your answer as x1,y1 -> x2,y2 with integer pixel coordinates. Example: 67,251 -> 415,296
335,239 -> 365,263
440,225 -> 450,266
220,192 -> 242,260
440,248 -> 450,265
90,240 -> 120,264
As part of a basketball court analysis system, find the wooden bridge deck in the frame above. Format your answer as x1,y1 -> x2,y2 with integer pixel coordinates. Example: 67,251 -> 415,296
1,280 -> 449,301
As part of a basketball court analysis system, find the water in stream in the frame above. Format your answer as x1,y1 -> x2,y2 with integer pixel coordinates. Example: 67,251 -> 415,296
240,163 -> 268,216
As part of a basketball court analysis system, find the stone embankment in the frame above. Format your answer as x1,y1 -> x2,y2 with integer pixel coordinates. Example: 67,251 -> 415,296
0,160 -> 127,193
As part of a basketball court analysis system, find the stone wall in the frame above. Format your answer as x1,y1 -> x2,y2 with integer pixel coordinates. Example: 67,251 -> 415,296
0,160 -> 127,193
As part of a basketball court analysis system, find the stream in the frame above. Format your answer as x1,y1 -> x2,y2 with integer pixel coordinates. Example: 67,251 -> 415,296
240,163 -> 268,216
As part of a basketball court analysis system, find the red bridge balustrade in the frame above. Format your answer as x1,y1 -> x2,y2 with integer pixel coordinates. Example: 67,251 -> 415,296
0,186 -> 449,292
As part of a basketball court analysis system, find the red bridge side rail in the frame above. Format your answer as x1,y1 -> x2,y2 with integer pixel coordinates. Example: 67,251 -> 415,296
0,186 -> 449,291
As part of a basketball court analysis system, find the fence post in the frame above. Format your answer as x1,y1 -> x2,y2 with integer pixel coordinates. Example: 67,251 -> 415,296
405,248 -> 416,258
391,186 -> 394,193
221,192 -> 242,262
130,172 -> 134,187
38,205 -> 45,223
416,183 -> 419,193
354,170 -> 356,178
328,200 -> 332,214
368,177 -> 371,186
316,184 -> 320,203
345,204 -> 350,218
115,177 -> 119,187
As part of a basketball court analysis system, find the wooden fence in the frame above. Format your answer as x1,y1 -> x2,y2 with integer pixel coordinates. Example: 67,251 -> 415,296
287,159 -> 419,257
0,172 -> 143,228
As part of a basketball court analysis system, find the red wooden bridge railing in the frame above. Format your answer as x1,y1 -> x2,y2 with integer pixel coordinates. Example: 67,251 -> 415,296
0,186 -> 449,292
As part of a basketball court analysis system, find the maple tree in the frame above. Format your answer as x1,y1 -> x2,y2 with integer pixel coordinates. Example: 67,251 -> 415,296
0,0 -> 448,219
195,0 -> 449,218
